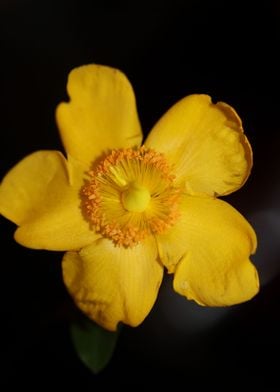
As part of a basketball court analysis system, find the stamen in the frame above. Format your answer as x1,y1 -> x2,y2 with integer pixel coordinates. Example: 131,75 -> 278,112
81,146 -> 181,247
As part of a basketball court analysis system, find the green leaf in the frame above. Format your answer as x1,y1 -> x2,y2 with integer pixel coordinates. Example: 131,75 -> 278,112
70,318 -> 120,374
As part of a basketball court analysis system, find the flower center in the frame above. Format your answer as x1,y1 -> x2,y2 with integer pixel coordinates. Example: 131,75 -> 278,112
121,182 -> 151,212
81,146 -> 181,247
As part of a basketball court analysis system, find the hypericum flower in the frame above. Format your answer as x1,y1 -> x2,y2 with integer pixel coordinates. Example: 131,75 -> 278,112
0,65 -> 259,331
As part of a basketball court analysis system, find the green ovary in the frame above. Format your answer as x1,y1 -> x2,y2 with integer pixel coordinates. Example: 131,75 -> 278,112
122,182 -> 151,213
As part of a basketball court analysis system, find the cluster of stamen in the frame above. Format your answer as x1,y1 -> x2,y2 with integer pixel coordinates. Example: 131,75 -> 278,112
81,146 -> 181,247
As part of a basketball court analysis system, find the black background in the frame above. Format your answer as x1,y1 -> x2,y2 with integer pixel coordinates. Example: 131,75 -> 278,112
1,0 -> 280,389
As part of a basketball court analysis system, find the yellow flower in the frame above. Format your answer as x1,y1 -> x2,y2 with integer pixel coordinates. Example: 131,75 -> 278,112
0,64 -> 259,331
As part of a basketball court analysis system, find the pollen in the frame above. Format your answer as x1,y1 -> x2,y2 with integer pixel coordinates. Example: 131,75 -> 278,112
81,146 -> 181,247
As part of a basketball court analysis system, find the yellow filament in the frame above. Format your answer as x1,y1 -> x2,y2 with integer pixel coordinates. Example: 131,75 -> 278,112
81,146 -> 181,247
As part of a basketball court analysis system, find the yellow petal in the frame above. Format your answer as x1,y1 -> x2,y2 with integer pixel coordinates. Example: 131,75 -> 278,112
56,64 -> 143,166
0,151 -> 98,250
62,238 -> 163,331
165,196 -> 259,306
146,95 -> 252,196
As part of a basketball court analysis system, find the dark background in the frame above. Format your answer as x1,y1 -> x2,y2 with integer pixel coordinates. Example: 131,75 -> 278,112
1,0 -> 280,389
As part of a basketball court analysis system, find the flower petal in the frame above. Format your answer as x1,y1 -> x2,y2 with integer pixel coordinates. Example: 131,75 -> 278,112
146,95 -> 252,196
56,64 -> 143,166
163,196 -> 259,306
0,151 -> 98,250
62,238 -> 163,331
